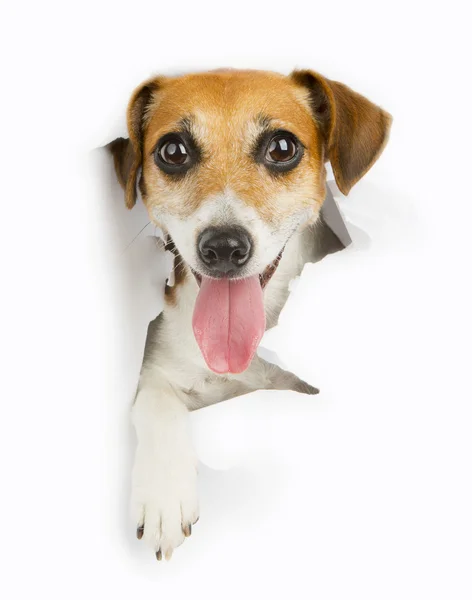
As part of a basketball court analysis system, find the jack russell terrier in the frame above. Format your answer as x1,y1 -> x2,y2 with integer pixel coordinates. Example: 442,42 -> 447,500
109,68 -> 391,560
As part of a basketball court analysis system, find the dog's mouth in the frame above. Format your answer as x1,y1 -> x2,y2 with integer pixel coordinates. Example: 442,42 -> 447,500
190,249 -> 285,375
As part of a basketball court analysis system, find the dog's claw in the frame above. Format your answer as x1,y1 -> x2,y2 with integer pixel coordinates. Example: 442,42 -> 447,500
156,549 -> 162,561
293,380 -> 319,395
136,525 -> 144,540
165,548 -> 173,561
183,523 -> 192,537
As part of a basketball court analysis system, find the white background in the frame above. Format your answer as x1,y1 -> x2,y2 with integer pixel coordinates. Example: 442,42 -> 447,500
1,1 -> 471,598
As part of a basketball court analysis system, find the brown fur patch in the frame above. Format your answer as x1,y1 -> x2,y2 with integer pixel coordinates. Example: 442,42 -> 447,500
139,71 -> 325,225
110,68 -> 391,245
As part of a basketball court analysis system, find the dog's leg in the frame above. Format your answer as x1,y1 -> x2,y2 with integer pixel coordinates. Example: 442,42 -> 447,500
260,359 -> 319,394
266,362 -> 319,395
231,356 -> 319,397
131,376 -> 199,560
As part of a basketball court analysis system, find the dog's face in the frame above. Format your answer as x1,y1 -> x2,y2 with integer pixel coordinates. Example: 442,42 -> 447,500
112,69 -> 391,284
137,71 -> 326,281
110,68 -> 391,373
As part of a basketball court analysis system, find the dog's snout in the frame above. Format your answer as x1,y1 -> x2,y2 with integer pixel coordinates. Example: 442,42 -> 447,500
198,227 -> 252,275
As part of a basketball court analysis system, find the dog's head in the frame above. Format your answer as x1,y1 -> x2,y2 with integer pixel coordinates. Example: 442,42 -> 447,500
110,69 -> 391,373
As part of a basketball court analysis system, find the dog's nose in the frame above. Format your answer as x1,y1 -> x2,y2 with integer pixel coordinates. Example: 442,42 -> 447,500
198,227 -> 252,275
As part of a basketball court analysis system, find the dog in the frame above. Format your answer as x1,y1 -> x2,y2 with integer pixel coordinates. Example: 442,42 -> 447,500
109,68 -> 391,561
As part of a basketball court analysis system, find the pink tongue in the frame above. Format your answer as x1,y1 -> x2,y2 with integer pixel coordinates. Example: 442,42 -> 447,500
192,275 -> 266,374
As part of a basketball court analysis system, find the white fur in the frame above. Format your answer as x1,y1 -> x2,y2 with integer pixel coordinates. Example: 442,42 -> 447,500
131,377 -> 198,559
132,199 -> 319,558
154,187 -> 315,278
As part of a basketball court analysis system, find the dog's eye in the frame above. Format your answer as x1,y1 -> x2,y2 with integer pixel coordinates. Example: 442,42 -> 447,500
159,138 -> 189,165
254,130 -> 303,173
266,135 -> 297,163
153,133 -> 199,175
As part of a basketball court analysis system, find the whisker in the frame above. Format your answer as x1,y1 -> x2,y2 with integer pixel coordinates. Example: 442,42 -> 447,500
122,222 -> 152,254
171,257 -> 187,271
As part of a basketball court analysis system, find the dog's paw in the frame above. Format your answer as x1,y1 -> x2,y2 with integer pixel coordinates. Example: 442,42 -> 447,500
131,444 -> 199,560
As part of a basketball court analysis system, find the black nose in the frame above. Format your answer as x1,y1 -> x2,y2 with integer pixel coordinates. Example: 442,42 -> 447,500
197,226 -> 252,275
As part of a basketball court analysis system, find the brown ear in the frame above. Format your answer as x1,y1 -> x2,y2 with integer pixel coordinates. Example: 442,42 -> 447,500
291,70 -> 392,195
107,77 -> 161,209
107,137 -> 135,194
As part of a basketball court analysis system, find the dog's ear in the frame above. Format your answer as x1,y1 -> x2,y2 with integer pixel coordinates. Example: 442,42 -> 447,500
291,70 -> 392,195
107,78 -> 161,209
